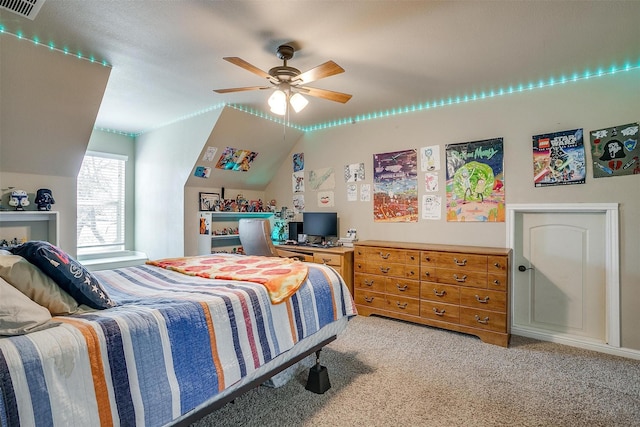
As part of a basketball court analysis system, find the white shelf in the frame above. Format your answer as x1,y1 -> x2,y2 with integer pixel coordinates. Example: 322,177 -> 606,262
0,211 -> 59,246
198,211 -> 273,255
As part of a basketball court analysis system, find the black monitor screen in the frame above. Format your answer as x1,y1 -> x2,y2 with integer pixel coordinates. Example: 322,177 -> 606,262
302,212 -> 338,238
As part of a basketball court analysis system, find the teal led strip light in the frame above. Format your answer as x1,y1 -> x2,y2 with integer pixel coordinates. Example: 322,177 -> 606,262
0,26 -> 111,67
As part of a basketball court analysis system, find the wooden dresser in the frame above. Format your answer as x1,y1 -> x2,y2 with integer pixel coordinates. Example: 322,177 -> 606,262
354,240 -> 511,346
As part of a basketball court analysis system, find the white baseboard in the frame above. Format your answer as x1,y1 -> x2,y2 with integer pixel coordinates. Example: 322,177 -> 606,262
512,326 -> 640,361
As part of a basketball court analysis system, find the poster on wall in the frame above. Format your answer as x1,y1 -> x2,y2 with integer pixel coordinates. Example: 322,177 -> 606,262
425,172 -> 439,192
347,184 -> 358,201
292,171 -> 304,193
532,128 -> 586,187
420,145 -> 441,171
373,149 -> 418,222
309,167 -> 335,190
293,153 -> 304,172
215,147 -> 258,171
445,138 -> 505,222
590,122 -> 639,178
422,195 -> 442,220
293,194 -> 305,213
318,191 -> 334,207
344,162 -> 365,182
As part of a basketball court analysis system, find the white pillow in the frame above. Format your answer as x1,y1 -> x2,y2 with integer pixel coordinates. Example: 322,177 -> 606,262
0,277 -> 59,335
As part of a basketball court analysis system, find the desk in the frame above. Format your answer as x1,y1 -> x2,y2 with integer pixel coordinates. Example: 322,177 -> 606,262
276,244 -> 354,294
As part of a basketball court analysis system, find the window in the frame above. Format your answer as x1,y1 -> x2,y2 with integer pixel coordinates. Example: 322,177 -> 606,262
77,151 -> 127,256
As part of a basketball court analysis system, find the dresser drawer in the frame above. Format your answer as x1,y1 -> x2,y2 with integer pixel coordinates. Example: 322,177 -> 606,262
420,282 -> 460,304
460,288 -> 506,312
420,300 -> 460,323
421,251 -> 437,267
435,252 -> 487,271
365,261 -> 408,278
385,278 -> 420,298
314,252 -> 342,266
488,273 -> 508,291
354,289 -> 386,309
421,266 -> 436,281
354,273 -> 386,293
459,307 -> 507,332
488,255 -> 508,273
436,268 -> 487,288
385,295 -> 420,316
365,247 -> 408,264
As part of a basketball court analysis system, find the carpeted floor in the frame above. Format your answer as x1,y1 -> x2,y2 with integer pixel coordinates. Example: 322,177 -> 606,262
193,316 -> 640,427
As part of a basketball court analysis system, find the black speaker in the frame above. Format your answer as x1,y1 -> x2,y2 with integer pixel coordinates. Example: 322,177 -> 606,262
288,221 -> 303,242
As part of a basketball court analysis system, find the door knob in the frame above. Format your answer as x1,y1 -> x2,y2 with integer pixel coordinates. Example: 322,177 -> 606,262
518,265 -> 533,272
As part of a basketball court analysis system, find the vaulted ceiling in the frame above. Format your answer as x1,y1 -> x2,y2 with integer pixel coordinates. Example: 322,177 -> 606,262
1,1 -> 639,136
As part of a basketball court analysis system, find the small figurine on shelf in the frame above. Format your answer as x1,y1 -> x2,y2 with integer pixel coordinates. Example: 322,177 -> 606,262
35,188 -> 55,211
8,190 -> 29,211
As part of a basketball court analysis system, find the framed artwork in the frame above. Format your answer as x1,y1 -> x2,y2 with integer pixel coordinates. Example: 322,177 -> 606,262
199,192 -> 220,211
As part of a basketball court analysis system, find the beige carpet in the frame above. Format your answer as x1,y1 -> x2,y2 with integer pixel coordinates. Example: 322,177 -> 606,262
193,316 -> 640,426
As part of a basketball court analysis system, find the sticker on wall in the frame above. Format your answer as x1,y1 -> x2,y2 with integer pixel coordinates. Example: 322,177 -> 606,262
317,191 -> 334,207
344,162 -> 365,182
445,138 -> 505,222
347,184 -> 358,201
590,122 -> 639,178
293,153 -> 304,172
420,145 -> 441,171
293,194 -> 305,213
360,184 -> 371,202
292,171 -> 304,193
532,129 -> 586,187
425,172 -> 439,192
422,195 -> 442,220
215,147 -> 258,171
309,167 -> 335,190
202,146 -> 217,162
194,166 -> 211,178
373,149 -> 418,222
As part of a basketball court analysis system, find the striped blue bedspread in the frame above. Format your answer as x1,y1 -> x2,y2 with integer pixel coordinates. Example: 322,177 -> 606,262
0,260 -> 356,426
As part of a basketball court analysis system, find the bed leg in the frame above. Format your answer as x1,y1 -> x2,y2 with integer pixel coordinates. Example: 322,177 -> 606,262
305,349 -> 331,394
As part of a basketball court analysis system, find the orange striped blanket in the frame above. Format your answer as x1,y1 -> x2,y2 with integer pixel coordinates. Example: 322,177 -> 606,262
147,254 -> 309,304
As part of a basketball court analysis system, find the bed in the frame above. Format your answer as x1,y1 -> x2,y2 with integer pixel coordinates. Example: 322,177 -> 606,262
0,242 -> 356,426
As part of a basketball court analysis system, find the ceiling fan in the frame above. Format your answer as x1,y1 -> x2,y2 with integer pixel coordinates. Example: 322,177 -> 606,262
213,44 -> 352,115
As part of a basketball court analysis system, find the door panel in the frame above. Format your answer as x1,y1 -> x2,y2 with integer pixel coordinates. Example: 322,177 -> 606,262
514,212 -> 605,341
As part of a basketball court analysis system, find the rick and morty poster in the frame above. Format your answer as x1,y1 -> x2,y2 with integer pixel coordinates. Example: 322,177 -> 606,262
445,138 -> 505,222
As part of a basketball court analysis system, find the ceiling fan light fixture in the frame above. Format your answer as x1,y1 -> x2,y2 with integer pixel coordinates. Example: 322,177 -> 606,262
268,90 -> 287,115
290,93 -> 308,113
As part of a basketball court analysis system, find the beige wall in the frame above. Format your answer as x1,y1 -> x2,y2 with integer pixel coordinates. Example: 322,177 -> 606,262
265,68 -> 640,350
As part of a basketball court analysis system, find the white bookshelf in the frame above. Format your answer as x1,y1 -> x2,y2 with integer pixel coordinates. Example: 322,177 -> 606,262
0,211 -> 59,247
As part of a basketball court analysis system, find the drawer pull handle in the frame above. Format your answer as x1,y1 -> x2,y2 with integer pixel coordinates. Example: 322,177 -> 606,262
423,256 -> 431,262
493,262 -> 501,269
433,307 -> 446,316
380,267 -> 391,273
409,255 -> 415,260
364,296 -> 375,303
379,252 -> 391,259
492,279 -> 501,286
364,279 -> 374,287
396,284 -> 408,291
475,315 -> 490,324
454,258 -> 467,266
321,258 -> 331,264
475,295 -> 490,303
396,302 -> 408,309
423,271 -> 430,277
433,289 -> 446,297
408,270 -> 415,276
453,274 -> 468,282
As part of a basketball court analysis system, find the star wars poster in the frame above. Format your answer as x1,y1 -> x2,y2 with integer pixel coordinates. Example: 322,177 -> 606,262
533,129 -> 586,187
590,122 -> 639,178
373,149 -> 418,222
446,138 -> 505,222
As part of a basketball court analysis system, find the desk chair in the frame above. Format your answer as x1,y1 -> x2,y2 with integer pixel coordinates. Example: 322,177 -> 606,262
238,219 -> 304,260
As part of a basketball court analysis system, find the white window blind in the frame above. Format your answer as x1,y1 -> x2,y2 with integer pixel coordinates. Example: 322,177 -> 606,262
77,152 -> 126,255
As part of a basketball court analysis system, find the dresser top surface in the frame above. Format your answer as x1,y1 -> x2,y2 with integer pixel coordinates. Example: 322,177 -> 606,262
354,240 -> 511,256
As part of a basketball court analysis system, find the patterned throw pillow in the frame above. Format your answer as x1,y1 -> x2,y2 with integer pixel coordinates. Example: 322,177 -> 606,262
10,241 -> 116,309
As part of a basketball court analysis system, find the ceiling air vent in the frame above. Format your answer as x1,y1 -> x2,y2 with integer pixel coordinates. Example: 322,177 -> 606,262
0,0 -> 46,20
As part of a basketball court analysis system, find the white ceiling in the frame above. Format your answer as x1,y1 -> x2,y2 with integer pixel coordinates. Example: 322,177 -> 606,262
1,1 -> 639,136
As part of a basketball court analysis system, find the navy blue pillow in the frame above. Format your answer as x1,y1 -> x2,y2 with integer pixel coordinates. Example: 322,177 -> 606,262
10,241 -> 116,309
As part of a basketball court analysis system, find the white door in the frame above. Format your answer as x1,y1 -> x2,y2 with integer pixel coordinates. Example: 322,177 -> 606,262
513,211 -> 606,342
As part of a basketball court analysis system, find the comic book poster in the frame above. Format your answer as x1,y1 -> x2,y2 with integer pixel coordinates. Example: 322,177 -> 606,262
590,122 -> 639,178
533,129 -> 586,187
215,147 -> 258,171
373,149 -> 418,222
445,138 -> 505,222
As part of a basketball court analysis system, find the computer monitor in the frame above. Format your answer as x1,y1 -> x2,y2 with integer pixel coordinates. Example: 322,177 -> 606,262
302,212 -> 338,242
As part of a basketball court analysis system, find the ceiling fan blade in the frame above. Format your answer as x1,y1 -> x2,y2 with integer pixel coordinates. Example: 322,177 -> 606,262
223,57 -> 272,80
294,61 -> 345,85
213,86 -> 270,94
299,86 -> 352,103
